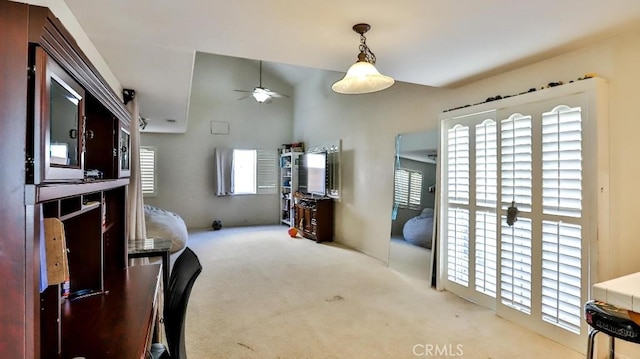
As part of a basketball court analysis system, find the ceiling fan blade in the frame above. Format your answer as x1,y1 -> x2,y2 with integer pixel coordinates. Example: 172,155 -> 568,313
236,95 -> 251,100
234,89 -> 251,93
266,90 -> 289,98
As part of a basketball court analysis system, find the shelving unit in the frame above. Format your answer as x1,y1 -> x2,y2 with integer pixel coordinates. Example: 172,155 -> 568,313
0,3 -> 159,357
280,151 -> 302,226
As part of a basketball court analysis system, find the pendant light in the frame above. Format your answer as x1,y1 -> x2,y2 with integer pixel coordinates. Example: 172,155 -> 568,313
332,23 -> 394,94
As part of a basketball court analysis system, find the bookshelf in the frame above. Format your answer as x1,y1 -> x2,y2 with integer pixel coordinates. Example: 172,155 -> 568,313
280,151 -> 302,226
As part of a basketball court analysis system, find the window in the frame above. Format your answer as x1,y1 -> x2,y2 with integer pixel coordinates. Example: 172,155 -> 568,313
232,150 -> 256,194
140,146 -> 156,196
394,168 -> 423,209
231,149 -> 277,195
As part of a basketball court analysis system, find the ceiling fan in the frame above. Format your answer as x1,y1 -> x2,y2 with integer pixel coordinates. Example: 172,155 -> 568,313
234,61 -> 288,103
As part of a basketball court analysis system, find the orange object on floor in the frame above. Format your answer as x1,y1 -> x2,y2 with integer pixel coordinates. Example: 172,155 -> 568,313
288,227 -> 298,237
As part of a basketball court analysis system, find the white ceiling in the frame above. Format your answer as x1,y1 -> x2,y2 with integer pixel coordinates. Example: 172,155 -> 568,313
62,0 -> 640,133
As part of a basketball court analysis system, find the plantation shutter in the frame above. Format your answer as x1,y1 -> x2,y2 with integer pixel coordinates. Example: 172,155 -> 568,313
446,124 -> 470,286
447,125 -> 470,204
394,170 -> 409,205
476,211 -> 497,297
440,80 -> 607,353
409,171 -> 423,208
540,105 -> 583,334
500,114 -> 533,314
501,217 -> 533,313
475,120 -> 498,297
476,120 -> 498,207
541,221 -> 582,333
256,149 -> 277,194
447,208 -> 470,286
395,168 -> 423,209
139,146 -> 156,195
542,106 -> 582,217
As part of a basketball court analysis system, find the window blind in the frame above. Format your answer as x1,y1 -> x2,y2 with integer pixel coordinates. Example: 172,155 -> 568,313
501,114 -> 532,211
500,217 -> 532,314
447,125 -> 470,205
542,106 -> 582,217
256,149 -> 277,194
394,168 -> 423,209
476,120 -> 498,207
447,207 -> 470,286
541,220 -> 582,334
476,211 -> 497,297
140,146 -> 156,195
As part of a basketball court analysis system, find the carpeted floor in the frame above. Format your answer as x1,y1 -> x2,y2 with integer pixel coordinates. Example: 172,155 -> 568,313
182,225 -> 582,359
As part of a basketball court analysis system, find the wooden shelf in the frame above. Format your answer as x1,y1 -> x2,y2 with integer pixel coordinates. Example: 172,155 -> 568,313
59,201 -> 100,221
38,179 -> 129,202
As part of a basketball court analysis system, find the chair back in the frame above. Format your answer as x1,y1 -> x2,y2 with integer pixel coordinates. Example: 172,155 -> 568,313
164,247 -> 202,359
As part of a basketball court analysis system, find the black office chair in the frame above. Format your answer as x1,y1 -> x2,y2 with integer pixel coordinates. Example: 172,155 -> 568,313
150,247 -> 203,359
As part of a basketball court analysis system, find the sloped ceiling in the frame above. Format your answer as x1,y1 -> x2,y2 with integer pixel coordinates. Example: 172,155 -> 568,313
61,0 -> 640,133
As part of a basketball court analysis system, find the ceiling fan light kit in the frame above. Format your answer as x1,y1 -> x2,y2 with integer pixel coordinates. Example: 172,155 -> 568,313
332,23 -> 394,95
252,88 -> 272,103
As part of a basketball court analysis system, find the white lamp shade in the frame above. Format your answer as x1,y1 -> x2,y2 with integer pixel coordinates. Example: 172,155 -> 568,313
332,61 -> 394,94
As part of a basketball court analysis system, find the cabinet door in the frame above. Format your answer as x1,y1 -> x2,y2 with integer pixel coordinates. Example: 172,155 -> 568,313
34,47 -> 86,182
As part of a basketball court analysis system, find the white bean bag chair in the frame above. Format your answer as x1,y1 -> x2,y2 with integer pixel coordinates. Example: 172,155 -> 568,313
402,208 -> 434,249
144,205 -> 188,253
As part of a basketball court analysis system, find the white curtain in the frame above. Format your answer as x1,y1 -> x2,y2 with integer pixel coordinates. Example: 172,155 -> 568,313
215,147 -> 233,196
127,98 -> 147,242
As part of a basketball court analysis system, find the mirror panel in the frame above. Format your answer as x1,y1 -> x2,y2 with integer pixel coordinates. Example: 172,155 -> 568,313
49,78 -> 80,167
388,130 -> 438,283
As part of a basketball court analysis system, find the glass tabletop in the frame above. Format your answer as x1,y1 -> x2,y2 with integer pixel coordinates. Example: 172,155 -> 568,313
128,238 -> 172,255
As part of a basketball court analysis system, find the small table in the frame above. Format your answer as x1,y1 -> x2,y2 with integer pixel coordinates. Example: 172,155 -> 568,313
586,272 -> 640,358
128,238 -> 172,293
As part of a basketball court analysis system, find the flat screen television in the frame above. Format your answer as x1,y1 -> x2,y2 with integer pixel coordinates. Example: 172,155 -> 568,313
304,152 -> 327,196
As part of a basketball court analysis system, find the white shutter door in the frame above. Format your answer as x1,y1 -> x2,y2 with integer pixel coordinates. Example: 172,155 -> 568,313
475,120 -> 498,297
447,208 -> 470,286
542,106 -> 582,217
540,105 -> 583,334
440,81 -> 606,354
475,211 -> 497,297
446,124 -> 470,287
541,221 -> 582,333
500,217 -> 533,313
447,125 -> 470,204
500,114 -> 533,211
499,113 -> 533,314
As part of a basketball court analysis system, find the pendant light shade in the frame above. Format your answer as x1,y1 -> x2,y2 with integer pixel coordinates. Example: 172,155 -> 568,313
332,23 -> 394,95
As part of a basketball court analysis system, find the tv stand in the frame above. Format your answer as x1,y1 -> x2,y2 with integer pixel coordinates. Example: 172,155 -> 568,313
294,196 -> 334,243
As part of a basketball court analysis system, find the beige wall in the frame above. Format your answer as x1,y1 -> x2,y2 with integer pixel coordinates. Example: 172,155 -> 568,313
293,70 -> 448,261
